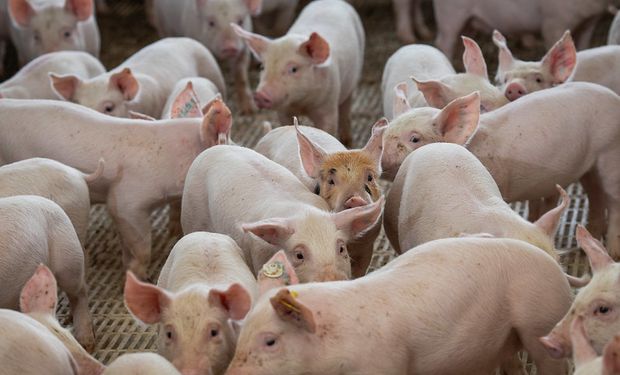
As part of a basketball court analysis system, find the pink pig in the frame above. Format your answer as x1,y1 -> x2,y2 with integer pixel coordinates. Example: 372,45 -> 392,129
570,315 -> 620,375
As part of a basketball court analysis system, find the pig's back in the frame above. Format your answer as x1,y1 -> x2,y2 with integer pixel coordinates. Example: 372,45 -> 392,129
574,46 -> 620,95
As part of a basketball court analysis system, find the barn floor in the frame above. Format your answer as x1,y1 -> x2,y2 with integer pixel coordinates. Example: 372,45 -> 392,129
9,0 -> 612,372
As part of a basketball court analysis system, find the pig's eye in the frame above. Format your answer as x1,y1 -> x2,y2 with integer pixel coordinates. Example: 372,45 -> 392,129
259,63 -> 264,71
210,328 -> 219,337
410,135 -> 420,143
295,252 -> 304,261
367,175 -> 373,182
365,185 -> 371,195
208,20 -> 215,27
265,337 -> 277,347
535,77 -> 543,83
288,66 -> 298,74
166,330 -> 173,340
104,103 -> 115,113
595,306 -> 611,315
339,244 -> 346,254
63,30 -> 72,38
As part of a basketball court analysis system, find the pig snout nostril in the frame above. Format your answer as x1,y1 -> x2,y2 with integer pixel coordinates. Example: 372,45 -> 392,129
344,196 -> 368,209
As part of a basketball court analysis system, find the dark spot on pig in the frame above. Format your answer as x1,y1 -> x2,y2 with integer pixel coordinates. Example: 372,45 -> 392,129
314,184 -> 320,195
329,168 -> 336,175
365,185 -> 371,194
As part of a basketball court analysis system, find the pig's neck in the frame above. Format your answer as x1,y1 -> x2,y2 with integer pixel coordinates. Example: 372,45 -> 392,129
129,74 -> 167,118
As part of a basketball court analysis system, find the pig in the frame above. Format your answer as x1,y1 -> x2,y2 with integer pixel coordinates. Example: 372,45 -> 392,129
153,0 -> 260,114
50,37 -> 226,118
233,0 -> 365,146
434,0 -> 614,59
0,97 -> 233,279
226,236 -> 571,375
181,145 -> 384,283
0,157 -> 104,244
610,6 -> 620,45
0,50 -> 104,99
381,37 -> 508,120
0,309 -> 79,375
0,196 -> 94,351
103,353 -> 181,375
7,0 -> 100,66
381,84 -> 620,259
254,120 -> 386,277
541,225 -> 620,359
252,0 -> 299,37
17,264 -> 105,374
494,30 -> 620,99
392,0 -> 432,44
124,232 -> 258,375
570,315 -> 620,375
161,78 -> 220,120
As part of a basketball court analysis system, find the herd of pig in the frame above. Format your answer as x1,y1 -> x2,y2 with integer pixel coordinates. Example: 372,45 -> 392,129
1,0 -> 620,374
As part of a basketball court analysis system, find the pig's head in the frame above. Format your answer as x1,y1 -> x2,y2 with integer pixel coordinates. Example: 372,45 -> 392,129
189,0 -> 261,60
233,25 -> 331,110
412,36 -> 508,112
50,68 -> 140,117
9,0 -> 94,64
20,265 -> 105,375
493,30 -> 576,101
241,197 -> 384,282
124,271 -> 252,375
540,225 -> 620,359
381,91 -> 480,181
296,118 -> 386,211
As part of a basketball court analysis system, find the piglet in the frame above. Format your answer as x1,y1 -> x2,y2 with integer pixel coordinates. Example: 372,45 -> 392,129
0,51 -> 104,99
226,236 -> 571,374
7,0 -> 100,66
571,315 -> 620,375
50,37 -> 226,118
255,119 -> 386,277
103,353 -> 181,375
233,0 -> 364,146
252,0 -> 299,37
0,97 -> 233,279
181,145 -> 384,283
125,232 -> 257,375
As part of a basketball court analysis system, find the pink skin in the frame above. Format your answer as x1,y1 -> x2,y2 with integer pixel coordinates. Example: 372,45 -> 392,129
8,0 -> 100,66
0,98 -> 233,280
226,237 -> 571,375
102,353 -> 181,375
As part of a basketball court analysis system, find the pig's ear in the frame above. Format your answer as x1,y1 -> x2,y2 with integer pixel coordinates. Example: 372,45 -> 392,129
258,250 -> 299,295
270,288 -> 316,333
570,315 -> 598,368
65,0 -> 93,21
8,0 -> 35,27
492,30 -> 515,78
299,32 -> 330,65
541,30 -> 577,84
109,68 -> 139,101
412,77 -> 455,109
603,335 -> 620,375
244,0 -> 262,16
208,283 -> 252,320
462,36 -> 489,80
296,121 -> 327,179
362,118 -> 388,170
170,81 -> 203,119
49,73 -> 81,101
231,23 -> 270,60
123,271 -> 171,324
19,264 -> 58,315
333,196 -> 384,240
200,95 -> 232,146
576,225 -> 614,273
129,111 -> 156,121
432,91 -> 480,145
242,218 -> 295,247
534,185 -> 569,238
393,81 -> 411,117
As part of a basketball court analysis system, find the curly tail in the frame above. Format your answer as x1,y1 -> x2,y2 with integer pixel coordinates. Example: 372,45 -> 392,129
83,158 -> 105,183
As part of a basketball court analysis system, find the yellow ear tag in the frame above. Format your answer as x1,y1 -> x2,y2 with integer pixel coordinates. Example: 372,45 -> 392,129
290,291 -> 299,298
280,300 -> 300,313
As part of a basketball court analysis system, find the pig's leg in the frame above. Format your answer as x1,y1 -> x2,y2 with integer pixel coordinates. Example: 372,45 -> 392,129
581,170 -> 606,240
413,0 -> 433,40
167,199 -> 183,237
434,6 -> 469,59
498,353 -> 526,375
597,153 -> 620,260
233,50 -> 256,115
337,95 -> 352,148
308,106 -> 339,141
393,0 -> 415,44
106,190 -> 153,280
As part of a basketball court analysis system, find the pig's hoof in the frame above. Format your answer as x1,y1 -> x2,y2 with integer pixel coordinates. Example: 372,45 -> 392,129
77,331 -> 96,353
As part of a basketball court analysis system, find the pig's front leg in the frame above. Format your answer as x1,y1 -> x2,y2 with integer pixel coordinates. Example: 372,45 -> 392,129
413,0 -> 433,40
308,108 -> 340,145
393,0 -> 415,44
580,169 -> 606,240
233,49 -> 256,115
338,94 -> 353,147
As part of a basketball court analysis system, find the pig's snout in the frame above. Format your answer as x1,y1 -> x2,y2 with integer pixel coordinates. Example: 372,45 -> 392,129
344,196 -> 368,209
254,91 -> 273,109
220,45 -> 240,59
539,333 -> 569,359
505,82 -> 527,101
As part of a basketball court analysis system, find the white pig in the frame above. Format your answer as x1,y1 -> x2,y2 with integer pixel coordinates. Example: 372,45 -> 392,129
17,264 -> 105,375
0,97 -> 233,280
381,84 -> 620,259
252,0 -> 299,37
570,315 -> 620,375
0,50 -> 104,99
0,196 -> 94,350
391,0 -> 432,44
610,6 -> 620,45
226,237 -> 571,375
254,120 -> 386,277
153,0 -> 260,114
103,353 -> 181,375
7,0 -> 100,66
181,145 -> 384,283
50,37 -> 226,118
124,232 -> 257,375
233,0 -> 364,146
494,30 -> 620,99
0,157 -> 103,244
